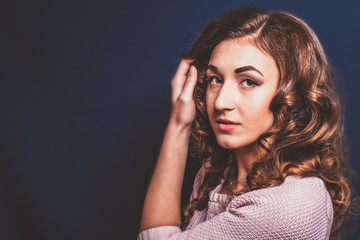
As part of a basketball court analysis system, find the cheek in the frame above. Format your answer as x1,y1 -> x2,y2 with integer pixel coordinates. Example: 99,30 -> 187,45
244,94 -> 274,126
205,89 -> 213,116
205,90 -> 218,131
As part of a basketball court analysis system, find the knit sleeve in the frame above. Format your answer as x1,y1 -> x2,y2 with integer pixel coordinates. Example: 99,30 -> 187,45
139,175 -> 333,240
167,176 -> 333,240
138,172 -> 333,240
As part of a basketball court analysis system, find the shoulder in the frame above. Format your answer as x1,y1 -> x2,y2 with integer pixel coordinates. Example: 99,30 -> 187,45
189,165 -> 207,201
227,176 -> 333,239
194,165 -> 207,189
229,175 -> 332,206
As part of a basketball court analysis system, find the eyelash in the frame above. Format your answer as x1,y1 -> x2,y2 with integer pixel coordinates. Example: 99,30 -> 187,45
204,76 -> 260,88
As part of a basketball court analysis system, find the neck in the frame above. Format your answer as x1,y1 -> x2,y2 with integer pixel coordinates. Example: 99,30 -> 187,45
234,143 -> 261,183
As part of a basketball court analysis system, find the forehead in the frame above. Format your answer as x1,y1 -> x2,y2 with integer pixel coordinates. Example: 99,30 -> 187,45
208,39 -> 278,77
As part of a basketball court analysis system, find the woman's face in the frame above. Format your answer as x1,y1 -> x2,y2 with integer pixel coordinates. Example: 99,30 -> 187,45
206,39 -> 279,150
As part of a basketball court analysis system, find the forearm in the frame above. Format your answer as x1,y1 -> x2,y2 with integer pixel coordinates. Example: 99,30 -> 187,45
140,118 -> 191,231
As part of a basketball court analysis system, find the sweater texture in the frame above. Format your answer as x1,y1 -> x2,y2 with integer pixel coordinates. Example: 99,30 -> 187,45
138,166 -> 333,239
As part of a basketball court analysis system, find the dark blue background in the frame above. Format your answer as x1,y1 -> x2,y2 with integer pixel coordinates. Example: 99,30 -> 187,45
0,0 -> 359,239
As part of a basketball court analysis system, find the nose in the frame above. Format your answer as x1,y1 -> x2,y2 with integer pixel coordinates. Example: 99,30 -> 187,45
214,82 -> 236,111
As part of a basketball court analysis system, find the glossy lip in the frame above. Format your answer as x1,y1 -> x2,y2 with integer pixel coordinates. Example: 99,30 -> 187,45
216,118 -> 238,124
216,118 -> 239,131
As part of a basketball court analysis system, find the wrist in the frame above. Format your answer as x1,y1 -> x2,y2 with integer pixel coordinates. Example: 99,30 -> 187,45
167,117 -> 192,137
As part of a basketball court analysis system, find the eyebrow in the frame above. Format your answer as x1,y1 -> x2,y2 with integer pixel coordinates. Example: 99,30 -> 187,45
207,64 -> 264,77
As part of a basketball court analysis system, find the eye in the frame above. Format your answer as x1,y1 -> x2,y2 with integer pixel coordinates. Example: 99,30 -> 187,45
205,76 -> 222,85
241,78 -> 260,88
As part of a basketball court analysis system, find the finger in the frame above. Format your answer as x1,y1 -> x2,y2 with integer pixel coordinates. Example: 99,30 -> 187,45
172,59 -> 195,102
179,65 -> 198,100
172,59 -> 194,88
173,58 -> 195,81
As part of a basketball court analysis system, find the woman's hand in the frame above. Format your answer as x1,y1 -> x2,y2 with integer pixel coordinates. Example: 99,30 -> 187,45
170,59 -> 197,129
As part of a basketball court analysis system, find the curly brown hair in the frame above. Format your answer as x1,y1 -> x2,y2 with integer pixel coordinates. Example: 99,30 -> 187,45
181,8 -> 353,240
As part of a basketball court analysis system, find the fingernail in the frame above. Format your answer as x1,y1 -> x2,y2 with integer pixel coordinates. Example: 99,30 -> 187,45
189,65 -> 195,76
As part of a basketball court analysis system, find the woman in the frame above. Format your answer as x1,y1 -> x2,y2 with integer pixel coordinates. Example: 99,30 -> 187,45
138,8 -> 352,240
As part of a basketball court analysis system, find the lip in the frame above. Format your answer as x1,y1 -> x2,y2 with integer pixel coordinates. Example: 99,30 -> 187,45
216,118 -> 239,131
216,118 -> 238,124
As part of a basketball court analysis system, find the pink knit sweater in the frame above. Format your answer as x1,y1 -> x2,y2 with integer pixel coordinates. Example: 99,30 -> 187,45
138,166 -> 333,239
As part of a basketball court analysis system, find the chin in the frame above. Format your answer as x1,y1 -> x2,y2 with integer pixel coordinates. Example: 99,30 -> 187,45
216,137 -> 243,150
215,135 -> 256,150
